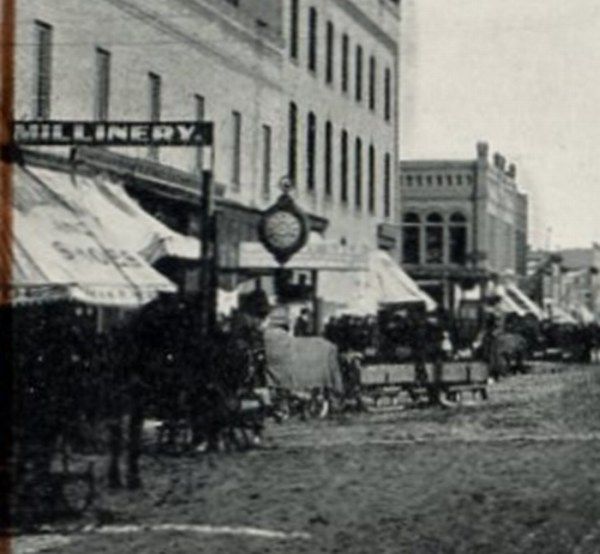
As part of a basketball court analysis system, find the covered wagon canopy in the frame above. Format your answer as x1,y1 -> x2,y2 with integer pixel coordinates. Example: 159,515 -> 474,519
3,164 -> 181,307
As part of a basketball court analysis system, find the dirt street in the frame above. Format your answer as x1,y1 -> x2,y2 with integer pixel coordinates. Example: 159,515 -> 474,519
11,363 -> 600,554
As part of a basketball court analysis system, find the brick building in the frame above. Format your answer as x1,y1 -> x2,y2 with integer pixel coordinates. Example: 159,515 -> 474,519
398,142 -> 529,311
13,0 -> 401,290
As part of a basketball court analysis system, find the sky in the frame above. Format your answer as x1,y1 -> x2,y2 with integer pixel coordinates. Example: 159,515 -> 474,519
400,0 -> 600,249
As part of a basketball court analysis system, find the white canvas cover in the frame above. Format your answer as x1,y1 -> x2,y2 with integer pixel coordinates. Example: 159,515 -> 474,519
319,250 -> 437,314
8,165 -> 176,306
505,284 -> 545,319
29,168 -> 199,264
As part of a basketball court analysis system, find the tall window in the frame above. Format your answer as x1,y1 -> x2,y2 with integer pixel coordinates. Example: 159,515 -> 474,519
94,48 -> 110,120
384,67 -> 392,121
384,153 -> 391,218
368,55 -> 376,111
425,213 -> 444,264
33,21 -> 53,119
308,7 -> 317,72
449,212 -> 467,265
340,129 -> 348,203
231,111 -> 242,189
341,34 -> 349,93
324,121 -> 333,197
326,21 -> 334,84
355,45 -> 363,102
354,137 -> 362,209
306,111 -> 316,191
402,213 -> 421,264
290,0 -> 299,60
368,145 -> 376,214
288,102 -> 298,185
194,94 -> 205,172
261,124 -> 272,198
148,72 -> 161,160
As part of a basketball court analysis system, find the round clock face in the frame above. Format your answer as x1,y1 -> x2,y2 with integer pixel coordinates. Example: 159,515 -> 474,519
263,211 -> 303,250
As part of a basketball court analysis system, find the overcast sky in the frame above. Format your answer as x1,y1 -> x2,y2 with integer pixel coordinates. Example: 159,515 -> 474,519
400,0 -> 600,249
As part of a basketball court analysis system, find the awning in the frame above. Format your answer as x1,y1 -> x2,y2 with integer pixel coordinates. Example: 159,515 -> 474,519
238,234 -> 369,271
6,165 -> 177,306
29,168 -> 199,264
319,250 -> 437,314
504,284 -> 545,319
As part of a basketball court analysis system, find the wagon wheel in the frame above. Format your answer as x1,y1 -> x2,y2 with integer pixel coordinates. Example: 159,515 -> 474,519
308,389 -> 330,419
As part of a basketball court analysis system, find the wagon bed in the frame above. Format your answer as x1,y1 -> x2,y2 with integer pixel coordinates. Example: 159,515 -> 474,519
360,361 -> 489,404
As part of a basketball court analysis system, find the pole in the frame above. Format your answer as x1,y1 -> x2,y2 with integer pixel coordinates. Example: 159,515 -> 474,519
0,0 -> 14,545
311,269 -> 319,335
199,168 -> 215,342
0,0 -> 15,306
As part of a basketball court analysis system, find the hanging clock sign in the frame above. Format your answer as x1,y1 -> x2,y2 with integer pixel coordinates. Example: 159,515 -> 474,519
258,177 -> 309,265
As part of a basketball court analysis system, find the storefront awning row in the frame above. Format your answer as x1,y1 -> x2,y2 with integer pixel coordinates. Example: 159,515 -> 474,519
3,164 -> 197,307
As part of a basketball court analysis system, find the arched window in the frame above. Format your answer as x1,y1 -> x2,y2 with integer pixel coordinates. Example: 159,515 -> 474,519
402,212 -> 420,264
425,212 -> 444,264
449,212 -> 467,265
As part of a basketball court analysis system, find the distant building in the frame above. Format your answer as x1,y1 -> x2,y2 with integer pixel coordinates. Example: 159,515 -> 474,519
528,245 -> 600,321
398,142 -> 528,310
14,0 -> 402,286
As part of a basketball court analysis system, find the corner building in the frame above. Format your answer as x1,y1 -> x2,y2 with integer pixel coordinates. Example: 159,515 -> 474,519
13,0 -> 401,283
399,143 -> 529,311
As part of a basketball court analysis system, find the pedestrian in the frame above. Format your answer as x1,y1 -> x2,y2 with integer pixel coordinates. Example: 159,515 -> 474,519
294,308 -> 312,337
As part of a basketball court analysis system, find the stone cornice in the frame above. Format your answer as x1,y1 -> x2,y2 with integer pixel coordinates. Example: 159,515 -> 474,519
103,0 -> 284,92
331,0 -> 399,56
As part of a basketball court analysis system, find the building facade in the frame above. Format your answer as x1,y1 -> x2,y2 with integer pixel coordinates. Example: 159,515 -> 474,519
13,0 -> 401,282
398,142 -> 528,310
527,245 -> 600,321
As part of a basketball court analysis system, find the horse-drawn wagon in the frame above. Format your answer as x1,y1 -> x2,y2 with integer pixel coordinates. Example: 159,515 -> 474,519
360,360 -> 489,406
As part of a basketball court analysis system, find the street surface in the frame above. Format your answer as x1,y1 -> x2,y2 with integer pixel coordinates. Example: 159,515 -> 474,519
12,362 -> 600,554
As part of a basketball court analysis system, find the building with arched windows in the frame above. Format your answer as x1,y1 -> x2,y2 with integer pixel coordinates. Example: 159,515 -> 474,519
398,142 -> 529,311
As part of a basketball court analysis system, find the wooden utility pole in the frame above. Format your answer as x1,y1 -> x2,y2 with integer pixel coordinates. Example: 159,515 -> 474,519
199,167 -> 216,341
0,0 -> 15,305
0,0 -> 15,547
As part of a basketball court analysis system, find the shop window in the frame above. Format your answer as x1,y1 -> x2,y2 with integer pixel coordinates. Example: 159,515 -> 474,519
449,212 -> 467,265
402,212 -> 420,264
425,212 -> 444,264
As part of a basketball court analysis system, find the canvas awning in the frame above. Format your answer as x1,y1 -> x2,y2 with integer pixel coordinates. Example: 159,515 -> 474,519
5,165 -> 177,306
319,250 -> 437,314
29,168 -> 199,264
504,284 -> 545,319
